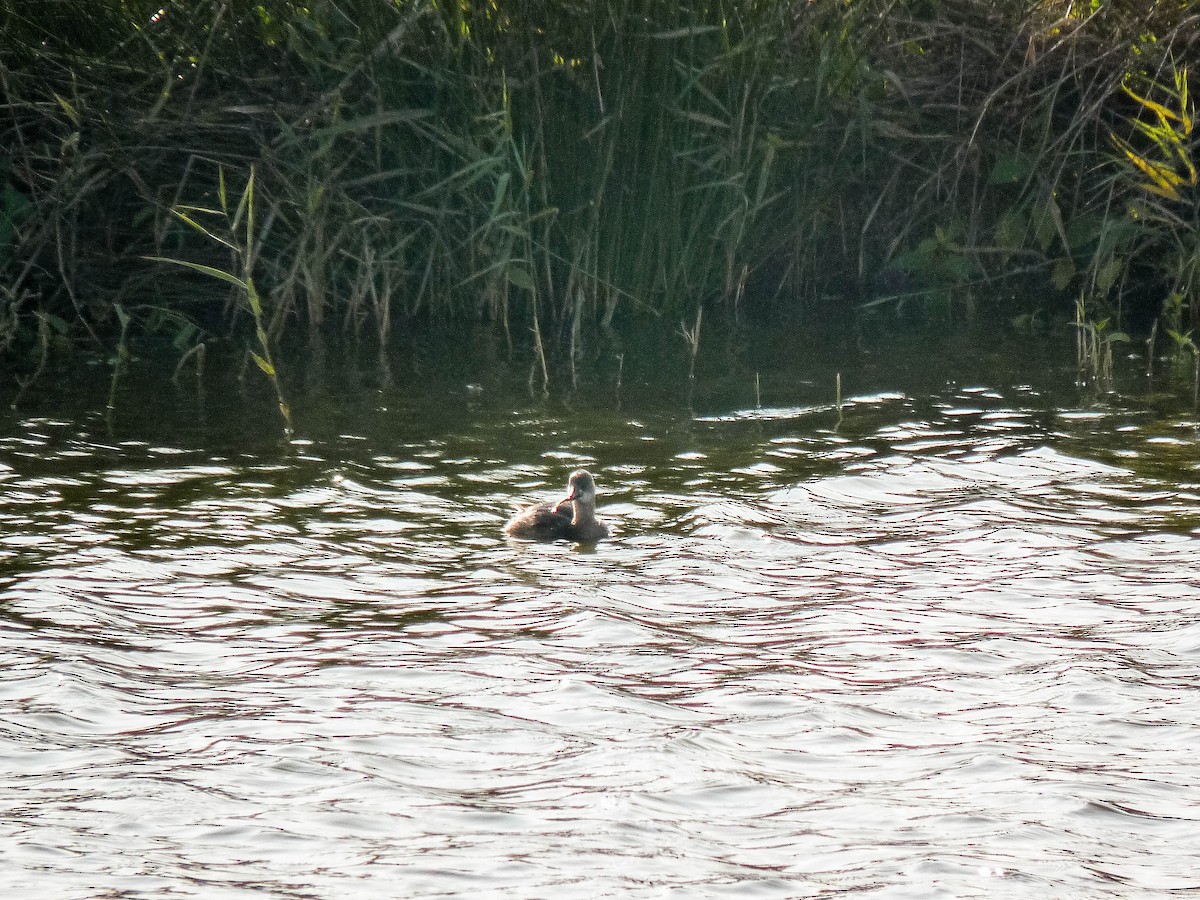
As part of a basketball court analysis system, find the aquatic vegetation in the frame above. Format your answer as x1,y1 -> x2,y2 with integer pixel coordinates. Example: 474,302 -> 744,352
149,167 -> 294,437
0,0 -> 1195,404
1109,66 -> 1199,338
1074,294 -> 1128,393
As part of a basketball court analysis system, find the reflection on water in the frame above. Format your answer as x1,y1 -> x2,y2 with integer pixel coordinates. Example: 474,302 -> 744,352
2,329 -> 1200,897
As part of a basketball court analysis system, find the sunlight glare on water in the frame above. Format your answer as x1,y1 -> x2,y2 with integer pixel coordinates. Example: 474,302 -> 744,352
2,340 -> 1200,898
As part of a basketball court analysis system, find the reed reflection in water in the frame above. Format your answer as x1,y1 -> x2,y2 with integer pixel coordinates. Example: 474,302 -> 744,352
1,378 -> 1199,898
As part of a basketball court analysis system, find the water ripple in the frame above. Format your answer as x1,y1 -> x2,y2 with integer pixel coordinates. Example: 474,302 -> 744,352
2,377 -> 1200,897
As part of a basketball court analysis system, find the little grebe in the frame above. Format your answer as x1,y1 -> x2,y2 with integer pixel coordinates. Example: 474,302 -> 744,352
504,470 -> 609,542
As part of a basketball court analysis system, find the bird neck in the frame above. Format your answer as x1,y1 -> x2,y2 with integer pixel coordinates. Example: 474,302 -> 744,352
571,498 -> 595,525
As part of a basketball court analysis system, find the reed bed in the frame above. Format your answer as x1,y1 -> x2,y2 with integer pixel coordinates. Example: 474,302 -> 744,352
1,0 -> 1196,393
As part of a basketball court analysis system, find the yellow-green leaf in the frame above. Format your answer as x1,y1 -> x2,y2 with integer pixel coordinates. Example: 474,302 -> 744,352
1123,83 -> 1182,125
170,209 -> 238,250
251,352 -> 275,377
144,256 -> 249,291
53,92 -> 80,126
1123,148 -> 1185,199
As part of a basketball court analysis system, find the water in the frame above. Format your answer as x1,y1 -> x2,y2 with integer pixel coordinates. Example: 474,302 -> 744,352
3,325 -> 1200,898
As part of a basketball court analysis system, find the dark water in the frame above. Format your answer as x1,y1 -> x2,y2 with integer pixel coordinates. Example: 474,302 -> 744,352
2,324 -> 1199,898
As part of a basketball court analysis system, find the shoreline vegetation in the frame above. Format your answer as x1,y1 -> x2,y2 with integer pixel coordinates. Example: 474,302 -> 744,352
1,1 -> 1198,414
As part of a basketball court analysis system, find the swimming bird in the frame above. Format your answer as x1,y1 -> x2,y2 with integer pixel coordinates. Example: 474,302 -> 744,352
504,469 -> 609,542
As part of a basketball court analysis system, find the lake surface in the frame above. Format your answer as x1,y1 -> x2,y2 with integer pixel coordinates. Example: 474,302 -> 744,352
2,323 -> 1199,898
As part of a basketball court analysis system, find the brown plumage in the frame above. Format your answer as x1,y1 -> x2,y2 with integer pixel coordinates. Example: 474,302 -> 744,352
504,470 -> 609,542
